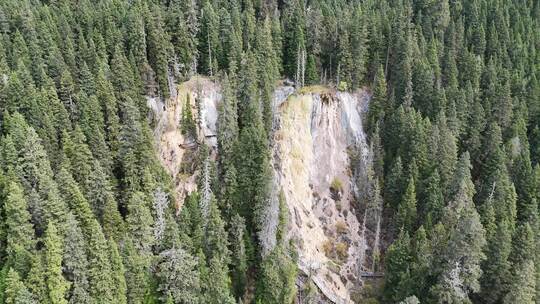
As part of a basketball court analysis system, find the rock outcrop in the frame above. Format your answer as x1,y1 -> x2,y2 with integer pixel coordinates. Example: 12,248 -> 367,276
148,77 -> 220,209
272,87 -> 372,303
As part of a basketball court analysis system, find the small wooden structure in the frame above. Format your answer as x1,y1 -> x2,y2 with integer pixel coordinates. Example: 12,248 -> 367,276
359,271 -> 384,278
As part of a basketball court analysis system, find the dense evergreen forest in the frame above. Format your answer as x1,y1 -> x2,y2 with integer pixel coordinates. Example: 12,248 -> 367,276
0,0 -> 539,303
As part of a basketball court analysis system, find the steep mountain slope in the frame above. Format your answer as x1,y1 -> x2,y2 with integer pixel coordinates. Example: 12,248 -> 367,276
272,87 -> 373,303
149,79 -> 378,303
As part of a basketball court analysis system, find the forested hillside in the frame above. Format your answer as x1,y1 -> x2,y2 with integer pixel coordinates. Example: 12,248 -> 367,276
0,0 -> 539,303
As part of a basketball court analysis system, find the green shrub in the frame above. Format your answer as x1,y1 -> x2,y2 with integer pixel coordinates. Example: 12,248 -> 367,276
322,239 -> 334,257
335,220 -> 348,235
330,177 -> 343,193
336,242 -> 348,260
338,81 -> 348,91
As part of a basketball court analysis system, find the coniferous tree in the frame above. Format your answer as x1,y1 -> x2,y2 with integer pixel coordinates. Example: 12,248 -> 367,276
412,52 -> 435,118
229,213 -> 248,299
255,247 -> 297,304
126,6 -> 148,68
384,230 -> 413,302
256,190 -> 298,303
147,7 -> 173,98
431,153 -> 486,303
397,177 -> 417,233
58,70 -> 76,120
77,93 -> 110,169
367,65 -> 388,135
168,0 -> 199,77
181,94 -> 197,139
95,65 -> 121,161
118,96 -> 144,191
255,17 -> 279,136
435,113 -> 458,198
4,268 -> 35,304
63,215 -> 91,304
43,222 -> 70,304
504,224 -> 536,304
126,191 -> 154,254
282,0 -> 306,80
422,169 -> 444,227
204,199 -> 229,263
255,182 -> 296,303
3,182 -> 35,276
243,0 -> 256,48
61,128 -> 94,197
385,156 -> 405,210
410,226 -> 432,300
217,74 -> 239,216
305,54 -> 318,85
476,216 -> 512,304
462,93 -> 486,165
235,51 -> 273,239
198,1 -> 219,76
110,47 -> 137,103
337,28 -> 353,90
156,248 -> 200,304
108,240 -> 127,304
55,167 -> 114,303
25,252 -> 47,303
122,238 -> 150,304
20,126 -> 68,231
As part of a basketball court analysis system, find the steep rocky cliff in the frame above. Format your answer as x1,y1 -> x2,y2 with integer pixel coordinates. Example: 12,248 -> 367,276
271,87 -> 374,303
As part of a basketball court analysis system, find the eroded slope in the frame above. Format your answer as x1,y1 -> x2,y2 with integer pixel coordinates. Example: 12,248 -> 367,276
272,88 -> 372,303
148,77 -> 220,209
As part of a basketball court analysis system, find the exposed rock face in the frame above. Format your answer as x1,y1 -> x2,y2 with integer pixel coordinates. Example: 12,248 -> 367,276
272,87 -> 372,303
148,77 -> 220,209
149,79 -> 379,303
